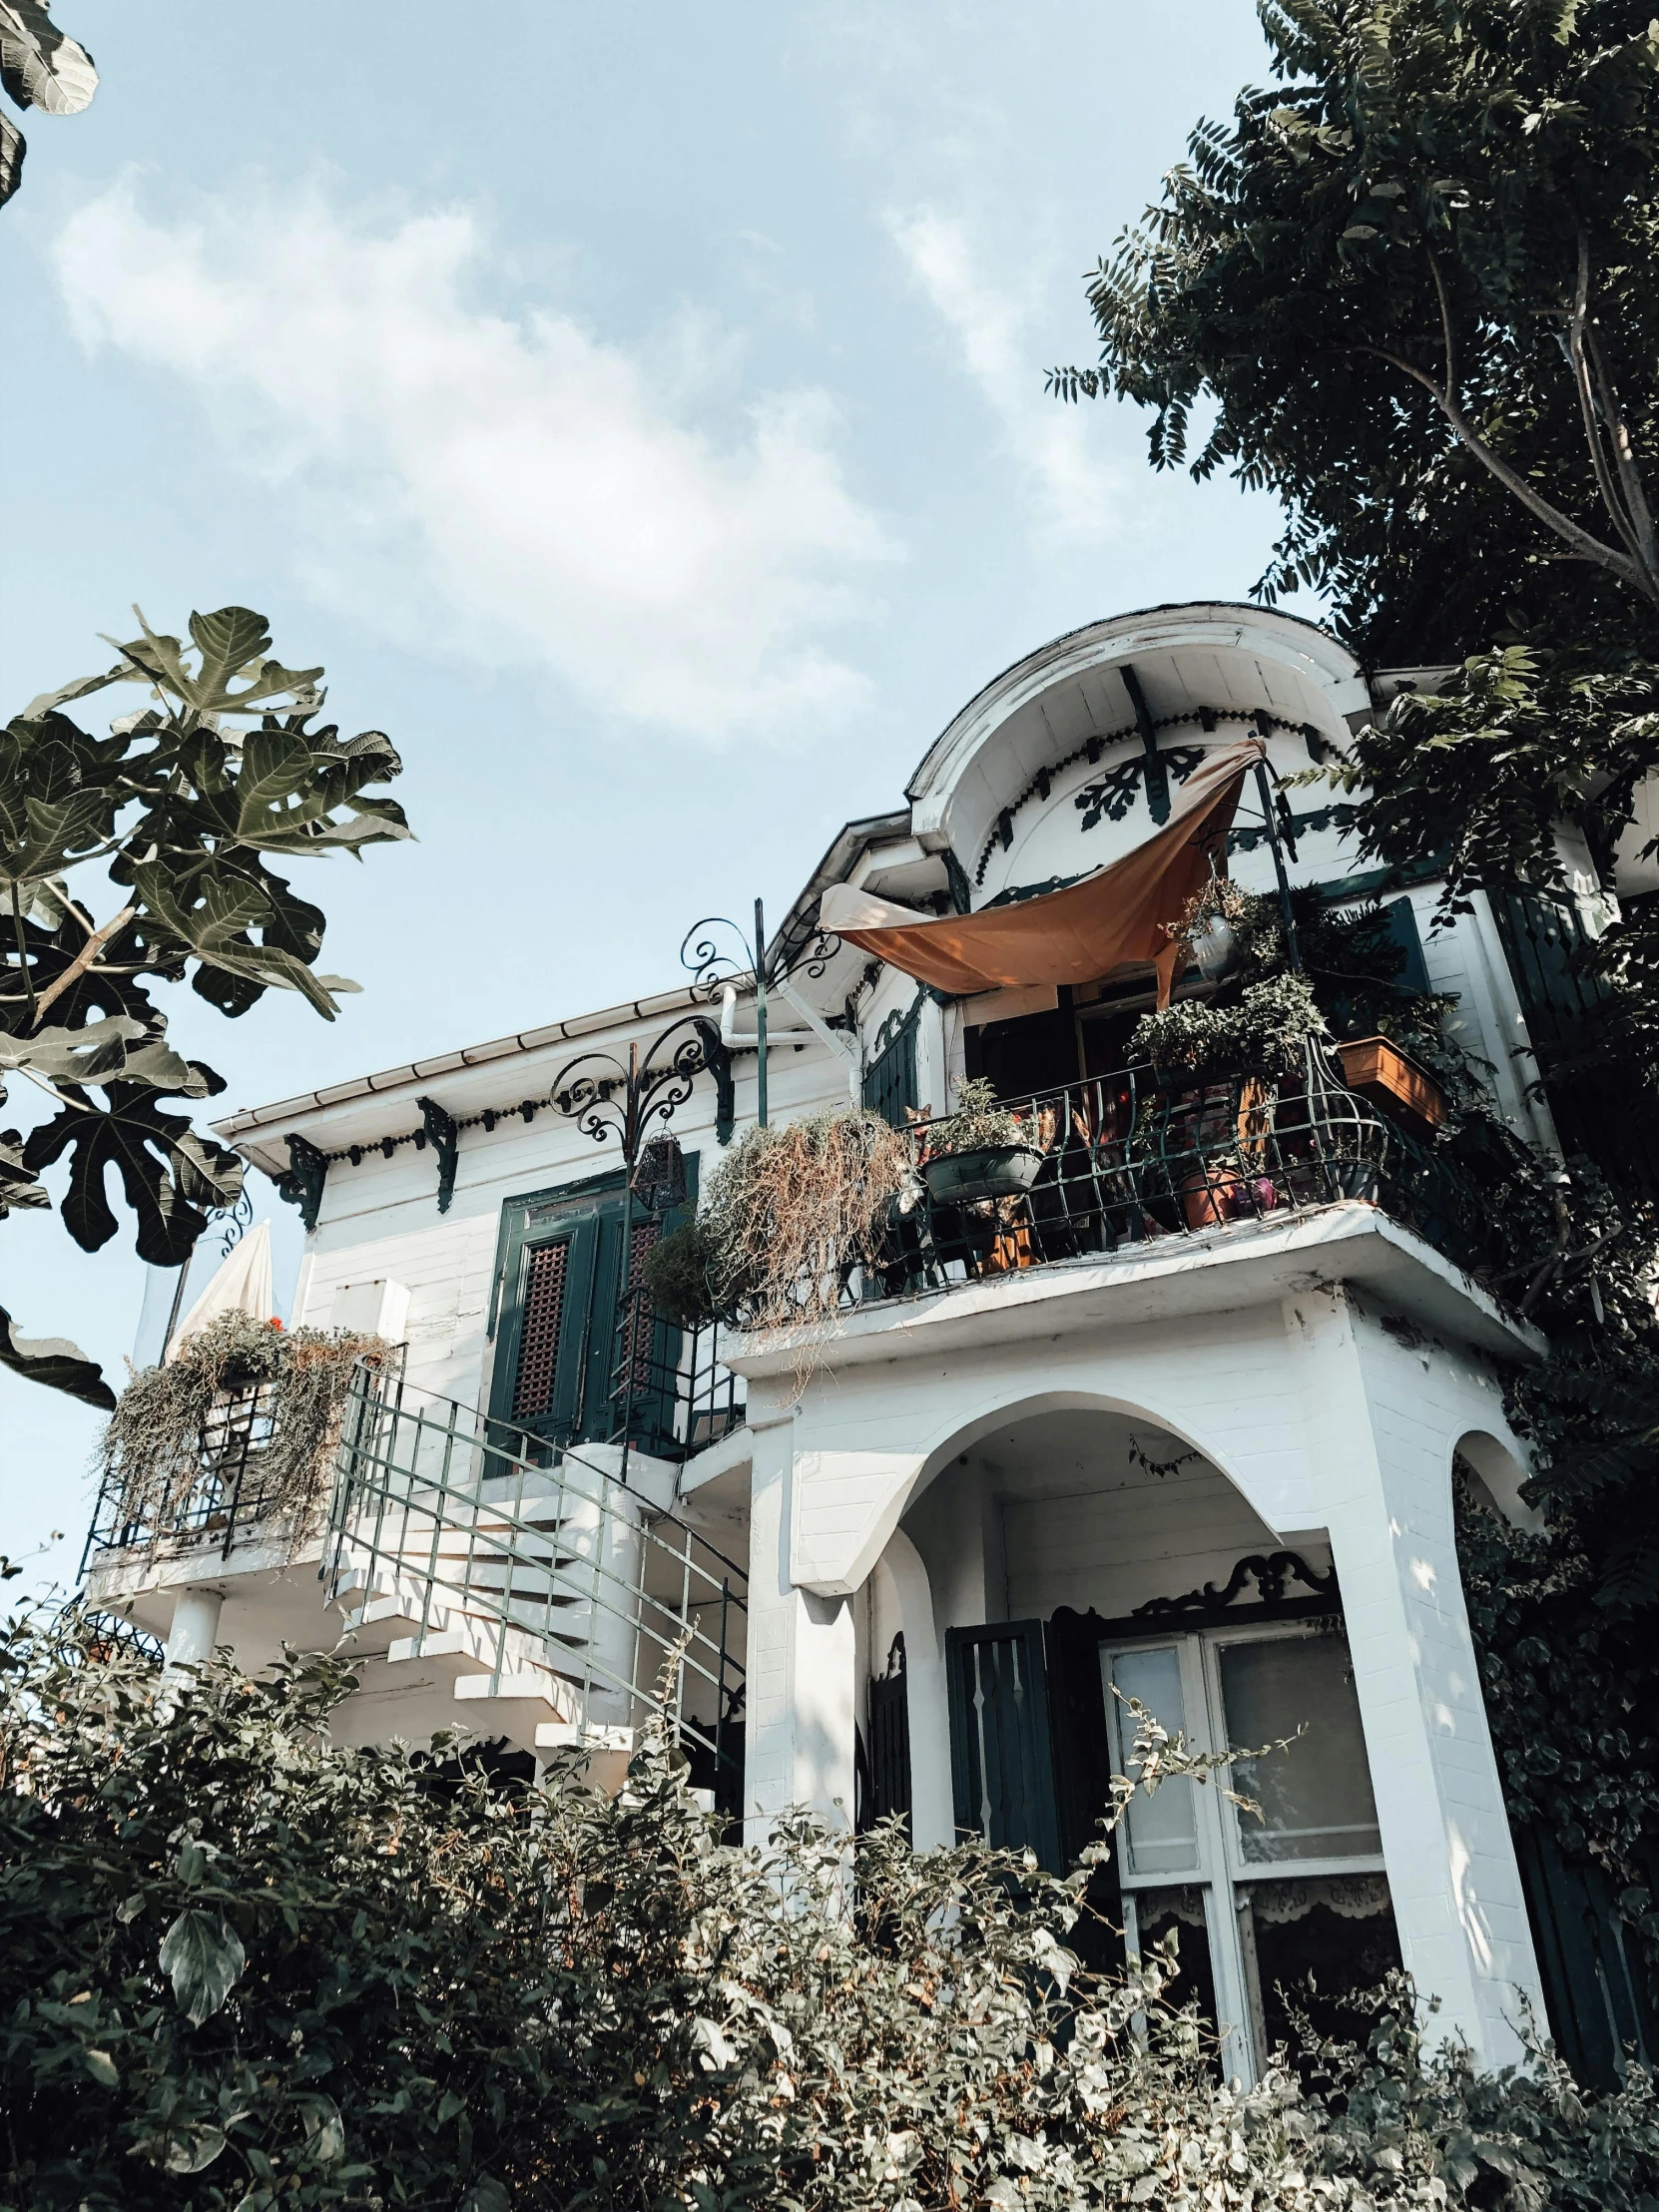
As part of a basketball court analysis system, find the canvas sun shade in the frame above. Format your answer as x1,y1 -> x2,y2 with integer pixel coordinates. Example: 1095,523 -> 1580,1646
820,738 -> 1264,1007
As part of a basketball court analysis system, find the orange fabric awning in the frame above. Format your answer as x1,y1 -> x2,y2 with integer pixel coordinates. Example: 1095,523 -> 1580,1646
820,738 -> 1262,1007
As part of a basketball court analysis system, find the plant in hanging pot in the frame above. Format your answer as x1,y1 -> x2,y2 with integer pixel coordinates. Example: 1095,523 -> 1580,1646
1130,971 -> 1327,1088
919,1078 -> 1048,1206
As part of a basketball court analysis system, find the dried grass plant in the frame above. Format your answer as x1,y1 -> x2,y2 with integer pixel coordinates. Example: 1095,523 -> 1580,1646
97,1312 -> 391,1554
701,1109 -> 911,1338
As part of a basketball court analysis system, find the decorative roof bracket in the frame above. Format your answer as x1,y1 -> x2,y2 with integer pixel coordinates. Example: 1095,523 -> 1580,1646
276,1132 -> 328,1234
1120,663 -> 1170,825
417,1095 -> 459,1214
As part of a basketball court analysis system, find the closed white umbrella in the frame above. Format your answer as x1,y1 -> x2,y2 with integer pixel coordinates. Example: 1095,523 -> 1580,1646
164,1219 -> 276,1363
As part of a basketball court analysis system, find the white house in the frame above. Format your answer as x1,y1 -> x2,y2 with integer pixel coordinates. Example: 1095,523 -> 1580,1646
83,602 -> 1638,2087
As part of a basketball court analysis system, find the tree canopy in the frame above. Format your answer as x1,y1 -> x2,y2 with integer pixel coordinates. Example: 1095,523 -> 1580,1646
1,607 -> 408,1404
1052,0 -> 1659,662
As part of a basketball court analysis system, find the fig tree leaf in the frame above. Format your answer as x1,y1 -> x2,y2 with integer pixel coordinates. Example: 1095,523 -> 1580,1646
22,1082 -> 243,1262
0,0 -> 97,116
0,107 -> 22,208
0,1304 -> 114,1407
0,1125 -> 50,1216
129,861 -> 345,1018
158,1909 -> 246,2025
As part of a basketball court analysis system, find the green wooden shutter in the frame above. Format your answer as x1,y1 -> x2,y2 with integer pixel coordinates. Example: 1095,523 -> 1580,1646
492,1176 -> 626,1447
945,1619 -> 1062,1870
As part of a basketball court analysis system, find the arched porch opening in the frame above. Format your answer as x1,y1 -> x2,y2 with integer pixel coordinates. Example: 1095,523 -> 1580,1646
863,1393 -> 1394,2082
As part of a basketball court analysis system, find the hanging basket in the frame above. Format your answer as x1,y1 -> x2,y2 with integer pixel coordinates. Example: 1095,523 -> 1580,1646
922,1143 -> 1046,1207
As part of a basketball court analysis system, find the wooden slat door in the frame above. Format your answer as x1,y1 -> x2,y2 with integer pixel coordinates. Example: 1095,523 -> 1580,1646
946,1620 -> 1062,1871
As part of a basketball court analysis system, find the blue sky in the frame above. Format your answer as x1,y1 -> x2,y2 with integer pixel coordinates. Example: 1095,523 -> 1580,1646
1,1 -> 1308,1593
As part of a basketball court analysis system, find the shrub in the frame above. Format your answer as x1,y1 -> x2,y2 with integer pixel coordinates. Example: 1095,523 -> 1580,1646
1131,971 -> 1327,1083
7,1592 -> 1659,2208
641,1217 -> 719,1331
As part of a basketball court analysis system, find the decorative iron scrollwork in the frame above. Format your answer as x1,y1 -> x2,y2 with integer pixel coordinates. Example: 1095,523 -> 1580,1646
549,1013 -> 717,1171
417,1096 -> 459,1215
1132,1549 -> 1337,1623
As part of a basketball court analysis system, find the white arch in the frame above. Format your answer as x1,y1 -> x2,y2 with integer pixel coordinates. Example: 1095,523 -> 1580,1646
1453,1427 -> 1542,1534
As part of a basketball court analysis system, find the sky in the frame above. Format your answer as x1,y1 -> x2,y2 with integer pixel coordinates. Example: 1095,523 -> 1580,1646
0,0 -> 1308,1596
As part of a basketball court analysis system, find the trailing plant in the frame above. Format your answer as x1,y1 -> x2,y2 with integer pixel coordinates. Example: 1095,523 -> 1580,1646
931,1072 -> 1023,1153
640,1217 -> 718,1331
9,1600 -> 1659,2207
96,1312 -> 390,1550
1,604 -> 406,1403
1131,970 -> 1326,1082
699,1107 -> 909,1332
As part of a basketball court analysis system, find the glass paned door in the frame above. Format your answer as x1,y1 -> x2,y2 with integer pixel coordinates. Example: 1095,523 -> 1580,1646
1214,1635 -> 1382,1865
1102,1621 -> 1397,2086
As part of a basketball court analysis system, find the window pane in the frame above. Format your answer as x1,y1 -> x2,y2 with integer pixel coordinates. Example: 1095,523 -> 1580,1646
1217,1635 -> 1382,1864
1108,1646 -> 1200,1877
1239,1875 -> 1400,2068
1130,1885 -> 1219,2043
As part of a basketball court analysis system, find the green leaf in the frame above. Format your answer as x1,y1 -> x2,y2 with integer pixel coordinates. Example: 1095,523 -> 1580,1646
0,0 -> 98,116
130,861 -> 346,1019
0,1122 -> 50,1216
188,606 -> 273,697
158,1909 -> 246,2025
164,2128 -> 227,2174
457,2178 -> 509,2212
0,107 -> 22,209
22,1082 -> 243,1263
81,2046 -> 119,2088
0,1302 -> 114,1407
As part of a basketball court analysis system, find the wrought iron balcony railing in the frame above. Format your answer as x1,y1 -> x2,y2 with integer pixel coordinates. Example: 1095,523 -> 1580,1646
81,1375 -> 295,1568
328,1366 -> 747,1808
724,1046 -> 1496,1325
606,1292 -> 746,1465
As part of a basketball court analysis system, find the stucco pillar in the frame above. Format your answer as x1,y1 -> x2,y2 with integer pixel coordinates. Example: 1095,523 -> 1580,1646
164,1586 -> 225,1670
1285,1287 -> 1544,2068
744,1414 -> 857,1843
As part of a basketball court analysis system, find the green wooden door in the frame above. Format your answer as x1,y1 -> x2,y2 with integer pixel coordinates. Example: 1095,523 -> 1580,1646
946,1619 -> 1063,1871
490,1161 -> 699,1452
492,1176 -> 629,1447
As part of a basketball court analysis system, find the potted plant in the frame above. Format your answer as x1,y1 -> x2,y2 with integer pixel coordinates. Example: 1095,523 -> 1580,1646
919,1078 -> 1049,1206
1129,971 -> 1326,1088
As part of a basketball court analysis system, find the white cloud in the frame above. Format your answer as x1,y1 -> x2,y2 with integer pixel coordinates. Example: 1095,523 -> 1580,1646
52,181 -> 900,743
886,206 -> 1119,541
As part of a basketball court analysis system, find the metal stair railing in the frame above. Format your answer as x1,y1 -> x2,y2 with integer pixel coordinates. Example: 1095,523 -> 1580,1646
324,1364 -> 747,1790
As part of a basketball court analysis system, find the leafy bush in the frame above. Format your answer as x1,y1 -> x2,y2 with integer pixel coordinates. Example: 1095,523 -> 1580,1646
930,1073 -> 1023,1153
1131,971 -> 1327,1082
9,1595 -> 1659,2209
641,1218 -> 719,1331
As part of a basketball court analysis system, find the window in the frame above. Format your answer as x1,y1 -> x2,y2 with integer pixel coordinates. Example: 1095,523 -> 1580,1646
862,994 -> 922,1126
1104,1622 -> 1398,2082
490,1165 -> 694,1451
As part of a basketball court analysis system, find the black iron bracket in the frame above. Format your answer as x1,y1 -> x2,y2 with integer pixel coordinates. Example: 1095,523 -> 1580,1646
276,1132 -> 328,1234
417,1096 -> 459,1214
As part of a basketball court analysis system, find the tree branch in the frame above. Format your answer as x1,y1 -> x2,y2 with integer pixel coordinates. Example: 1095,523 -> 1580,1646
1565,230 -> 1644,566
8,884 -> 37,1029
30,904 -> 137,1026
1584,313 -> 1659,583
1356,342 -> 1653,599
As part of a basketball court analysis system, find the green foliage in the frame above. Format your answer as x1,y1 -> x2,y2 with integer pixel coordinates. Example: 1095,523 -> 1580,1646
7,1608 -> 1659,2207
0,1 -> 97,211
933,1072 -> 1023,1151
1,608 -> 406,1398
1053,0 -> 1659,658
640,1218 -> 719,1331
1131,969 -> 1327,1080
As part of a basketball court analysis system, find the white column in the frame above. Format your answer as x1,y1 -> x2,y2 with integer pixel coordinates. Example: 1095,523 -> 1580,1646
1286,1288 -> 1545,2069
164,1586 -> 225,1669
744,1414 -> 857,1844
878,1529 -> 954,1851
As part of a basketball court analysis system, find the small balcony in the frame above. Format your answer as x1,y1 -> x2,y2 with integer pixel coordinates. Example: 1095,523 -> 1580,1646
716,1045 -> 1495,1330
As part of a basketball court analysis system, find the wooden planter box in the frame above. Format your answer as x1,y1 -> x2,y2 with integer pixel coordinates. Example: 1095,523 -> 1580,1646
1337,1035 -> 1445,1134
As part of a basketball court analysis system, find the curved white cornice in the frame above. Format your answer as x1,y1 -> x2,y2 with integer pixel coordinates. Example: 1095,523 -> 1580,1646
904,603 -> 1370,871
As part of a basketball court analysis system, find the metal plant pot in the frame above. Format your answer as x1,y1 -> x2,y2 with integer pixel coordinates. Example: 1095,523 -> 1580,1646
922,1143 -> 1046,1207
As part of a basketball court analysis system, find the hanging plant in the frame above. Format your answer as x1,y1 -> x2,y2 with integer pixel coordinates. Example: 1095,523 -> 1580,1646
97,1312 -> 390,1552
642,1219 -> 720,1331
699,1109 -> 910,1332
1130,971 -> 1327,1084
